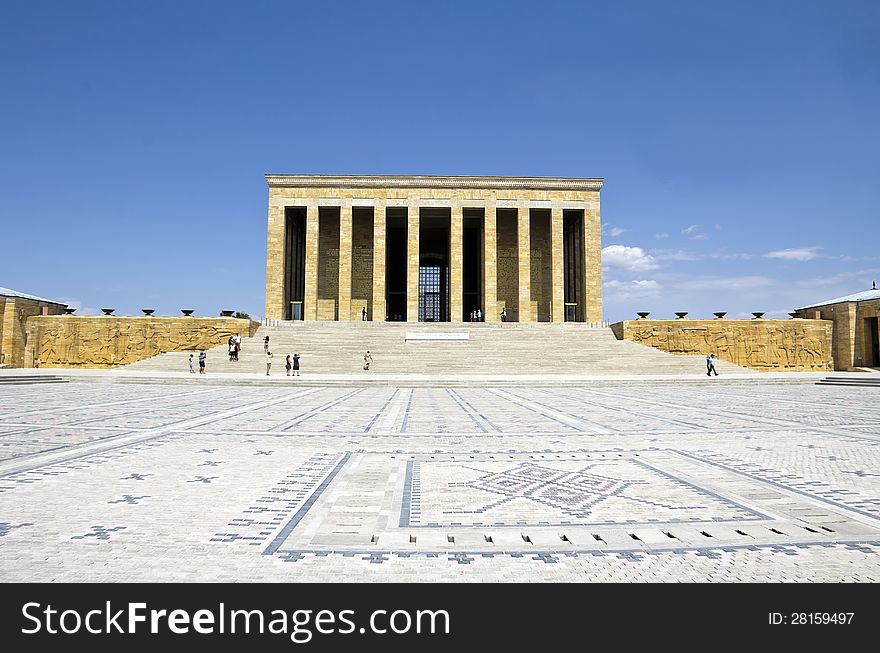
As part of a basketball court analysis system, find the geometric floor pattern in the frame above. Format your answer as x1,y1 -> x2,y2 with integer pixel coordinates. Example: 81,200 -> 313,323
1,381 -> 878,581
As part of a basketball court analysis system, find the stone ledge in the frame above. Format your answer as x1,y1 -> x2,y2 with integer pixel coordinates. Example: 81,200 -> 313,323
266,174 -> 604,192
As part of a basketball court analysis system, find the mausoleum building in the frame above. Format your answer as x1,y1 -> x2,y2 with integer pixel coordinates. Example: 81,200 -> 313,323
264,175 -> 603,324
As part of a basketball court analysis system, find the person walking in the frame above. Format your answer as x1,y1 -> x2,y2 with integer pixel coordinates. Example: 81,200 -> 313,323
476,308 -> 482,322
263,335 -> 270,354
188,353 -> 195,374
234,333 -> 241,361
198,350 -> 206,374
292,353 -> 300,377
266,350 -> 273,376
501,307 -> 507,322
706,353 -> 718,377
285,354 -> 292,376
362,306 -> 367,321
363,350 -> 373,371
228,338 -> 235,362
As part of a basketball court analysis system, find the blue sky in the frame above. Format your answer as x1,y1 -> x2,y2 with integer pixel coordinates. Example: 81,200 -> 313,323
1,1 -> 877,321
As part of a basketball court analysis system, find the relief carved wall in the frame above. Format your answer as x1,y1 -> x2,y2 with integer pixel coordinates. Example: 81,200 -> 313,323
25,317 -> 259,368
611,319 -> 834,372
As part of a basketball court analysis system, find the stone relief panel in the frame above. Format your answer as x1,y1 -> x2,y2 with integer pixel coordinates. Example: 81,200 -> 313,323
618,319 -> 833,372
26,317 -> 258,368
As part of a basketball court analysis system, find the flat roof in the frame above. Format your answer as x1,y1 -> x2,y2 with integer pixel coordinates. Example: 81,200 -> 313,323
797,288 -> 880,309
0,286 -> 66,305
265,174 -> 604,191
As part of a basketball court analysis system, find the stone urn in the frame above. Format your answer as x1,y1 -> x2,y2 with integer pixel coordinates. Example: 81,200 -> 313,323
752,312 -> 765,319
674,312 -> 688,319
220,310 -> 235,317
63,308 -> 76,315
713,312 -> 727,319
181,309 -> 194,317
101,308 -> 115,316
141,309 -> 155,316
636,312 -> 650,319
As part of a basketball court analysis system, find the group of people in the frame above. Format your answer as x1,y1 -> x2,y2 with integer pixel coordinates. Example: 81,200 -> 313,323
188,351 -> 206,374
227,333 -> 242,361
469,309 -> 483,322
263,335 -> 301,377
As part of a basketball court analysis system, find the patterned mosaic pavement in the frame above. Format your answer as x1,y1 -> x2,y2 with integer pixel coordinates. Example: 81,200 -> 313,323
0,380 -> 878,581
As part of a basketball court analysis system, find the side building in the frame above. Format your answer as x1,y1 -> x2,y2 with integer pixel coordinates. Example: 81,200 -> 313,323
795,286 -> 880,370
265,174 -> 603,324
1,287 -> 67,367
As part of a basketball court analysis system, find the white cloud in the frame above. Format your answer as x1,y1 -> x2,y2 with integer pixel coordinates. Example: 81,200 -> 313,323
608,227 -> 628,237
764,247 -> 820,262
602,245 -> 659,272
655,232 -> 669,239
605,279 -> 660,300
651,249 -> 752,262
681,224 -> 708,240
57,298 -> 100,316
674,276 -> 776,291
652,249 -> 701,262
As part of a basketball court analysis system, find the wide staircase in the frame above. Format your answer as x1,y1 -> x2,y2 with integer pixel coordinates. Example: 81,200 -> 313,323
124,321 -> 754,376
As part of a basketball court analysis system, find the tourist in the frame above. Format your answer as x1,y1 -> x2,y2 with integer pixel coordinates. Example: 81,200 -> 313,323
198,350 -> 206,374
363,350 -> 373,371
292,353 -> 300,376
234,333 -> 241,361
362,306 -> 367,321
501,308 -> 507,322
476,308 -> 482,322
188,353 -> 195,374
707,354 -> 718,377
228,337 -> 235,362
285,354 -> 292,376
263,335 -> 270,353
266,350 -> 273,376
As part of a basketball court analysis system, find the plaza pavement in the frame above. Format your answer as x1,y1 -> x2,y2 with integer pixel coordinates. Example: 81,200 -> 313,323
0,372 -> 878,582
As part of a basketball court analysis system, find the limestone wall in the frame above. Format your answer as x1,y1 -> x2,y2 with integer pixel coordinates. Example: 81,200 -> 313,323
610,319 -> 833,372
24,316 -> 259,369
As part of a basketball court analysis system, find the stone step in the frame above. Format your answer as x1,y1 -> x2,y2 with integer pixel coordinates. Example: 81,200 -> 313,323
123,323 -> 755,376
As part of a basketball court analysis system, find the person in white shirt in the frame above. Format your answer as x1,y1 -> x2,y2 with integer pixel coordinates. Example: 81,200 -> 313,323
266,351 -> 273,376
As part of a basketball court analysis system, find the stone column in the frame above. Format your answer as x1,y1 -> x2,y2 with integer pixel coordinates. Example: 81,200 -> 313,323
517,205 -> 532,323
264,202 -> 286,321
406,205 -> 420,322
584,202 -> 603,324
338,202 -> 352,321
371,201 -> 386,321
551,207 -> 565,322
304,204 -> 319,321
449,205 -> 463,322
483,204 -> 498,322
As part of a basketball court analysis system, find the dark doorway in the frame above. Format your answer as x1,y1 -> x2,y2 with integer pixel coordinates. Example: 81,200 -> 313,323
563,210 -> 585,322
418,261 -> 447,321
419,210 -> 450,322
284,207 -> 306,320
868,317 -> 880,367
462,210 -> 483,320
385,210 -> 407,321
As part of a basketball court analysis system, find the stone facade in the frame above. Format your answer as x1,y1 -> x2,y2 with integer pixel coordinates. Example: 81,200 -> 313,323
611,318 -> 833,372
25,316 -> 259,369
265,175 -> 603,323
1,291 -> 67,368
794,292 -> 880,370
